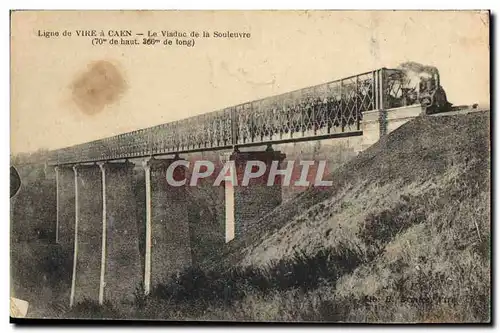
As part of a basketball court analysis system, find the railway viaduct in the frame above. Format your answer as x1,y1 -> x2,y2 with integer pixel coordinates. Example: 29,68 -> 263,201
47,68 -> 425,307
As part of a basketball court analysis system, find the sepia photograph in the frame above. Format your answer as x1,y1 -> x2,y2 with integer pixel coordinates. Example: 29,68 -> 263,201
9,10 -> 491,323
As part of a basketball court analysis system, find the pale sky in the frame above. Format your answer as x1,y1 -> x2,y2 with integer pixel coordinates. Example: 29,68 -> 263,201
11,10 -> 489,153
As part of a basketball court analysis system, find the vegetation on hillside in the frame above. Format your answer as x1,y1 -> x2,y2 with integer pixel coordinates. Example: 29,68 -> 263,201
11,112 -> 490,322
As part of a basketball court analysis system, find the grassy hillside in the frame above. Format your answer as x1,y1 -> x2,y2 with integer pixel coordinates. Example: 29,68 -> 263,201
239,111 -> 490,265
31,111 -> 491,322
221,111 -> 491,322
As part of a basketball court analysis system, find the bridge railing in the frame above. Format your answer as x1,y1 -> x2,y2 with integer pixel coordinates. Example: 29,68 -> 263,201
48,67 -> 419,165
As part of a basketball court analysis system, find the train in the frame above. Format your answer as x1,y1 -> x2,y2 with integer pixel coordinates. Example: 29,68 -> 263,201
239,62 -> 452,139
48,62 -> 452,165
389,61 -> 451,114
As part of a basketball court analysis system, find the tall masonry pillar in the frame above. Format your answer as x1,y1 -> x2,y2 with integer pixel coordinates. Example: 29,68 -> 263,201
54,165 -> 76,305
98,161 -> 142,306
225,149 -> 286,242
70,164 -> 103,306
142,157 -> 192,294
55,166 -> 76,248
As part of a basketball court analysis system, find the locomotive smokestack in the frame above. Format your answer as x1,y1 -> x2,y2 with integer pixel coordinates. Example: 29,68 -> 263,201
398,61 -> 437,89
397,61 -> 451,113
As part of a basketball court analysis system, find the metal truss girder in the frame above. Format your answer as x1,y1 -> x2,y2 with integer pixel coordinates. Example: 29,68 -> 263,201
47,68 -> 421,165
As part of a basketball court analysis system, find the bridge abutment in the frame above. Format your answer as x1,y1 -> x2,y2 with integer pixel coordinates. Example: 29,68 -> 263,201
385,104 -> 424,133
361,105 -> 424,150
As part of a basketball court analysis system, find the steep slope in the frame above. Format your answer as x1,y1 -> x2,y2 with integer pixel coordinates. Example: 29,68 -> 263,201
211,110 -> 490,322
223,111 -> 490,267
56,111 -> 490,322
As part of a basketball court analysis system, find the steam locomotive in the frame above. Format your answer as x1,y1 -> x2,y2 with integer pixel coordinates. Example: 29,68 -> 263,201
388,62 -> 451,114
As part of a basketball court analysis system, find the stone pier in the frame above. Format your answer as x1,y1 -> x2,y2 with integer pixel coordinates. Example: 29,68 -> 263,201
55,166 -> 76,248
142,158 -> 192,294
65,162 -> 144,306
98,161 -> 142,305
225,149 -> 286,242
71,164 -> 103,306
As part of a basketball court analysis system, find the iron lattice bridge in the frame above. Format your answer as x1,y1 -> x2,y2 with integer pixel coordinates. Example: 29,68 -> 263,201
48,68 -> 415,165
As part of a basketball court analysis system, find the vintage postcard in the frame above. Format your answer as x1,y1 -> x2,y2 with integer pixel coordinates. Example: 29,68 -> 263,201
10,10 -> 490,323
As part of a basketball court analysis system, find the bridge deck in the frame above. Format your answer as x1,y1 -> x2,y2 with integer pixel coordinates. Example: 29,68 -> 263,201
48,67 -> 418,165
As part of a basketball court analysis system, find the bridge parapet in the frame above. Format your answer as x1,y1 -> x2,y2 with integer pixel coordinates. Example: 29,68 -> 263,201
48,67 -> 429,165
